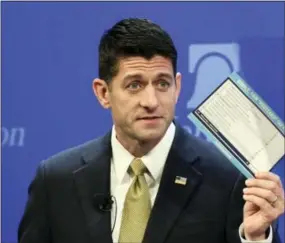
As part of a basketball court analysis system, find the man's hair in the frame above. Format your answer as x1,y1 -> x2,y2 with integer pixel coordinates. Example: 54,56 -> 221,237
98,18 -> 177,83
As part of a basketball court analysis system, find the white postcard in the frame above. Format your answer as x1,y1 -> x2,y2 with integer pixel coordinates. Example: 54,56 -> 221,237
188,72 -> 285,178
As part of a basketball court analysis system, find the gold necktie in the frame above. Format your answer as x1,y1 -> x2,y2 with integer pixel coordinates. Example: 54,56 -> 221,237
119,158 -> 151,243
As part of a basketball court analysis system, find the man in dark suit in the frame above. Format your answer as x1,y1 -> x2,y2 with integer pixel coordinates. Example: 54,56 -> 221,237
18,18 -> 284,243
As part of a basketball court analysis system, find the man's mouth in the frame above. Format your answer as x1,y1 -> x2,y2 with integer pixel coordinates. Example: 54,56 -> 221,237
138,116 -> 161,120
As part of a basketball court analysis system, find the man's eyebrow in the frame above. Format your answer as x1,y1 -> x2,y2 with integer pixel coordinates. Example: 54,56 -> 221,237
155,72 -> 173,80
122,72 -> 174,82
122,73 -> 144,82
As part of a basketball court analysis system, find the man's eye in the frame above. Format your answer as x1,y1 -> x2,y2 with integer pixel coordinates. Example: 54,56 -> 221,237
158,80 -> 170,89
127,82 -> 141,90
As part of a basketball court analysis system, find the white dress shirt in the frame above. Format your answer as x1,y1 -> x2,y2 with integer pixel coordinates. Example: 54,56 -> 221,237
110,123 -> 272,243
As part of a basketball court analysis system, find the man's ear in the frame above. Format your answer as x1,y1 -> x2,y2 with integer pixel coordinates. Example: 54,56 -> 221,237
92,78 -> 111,109
175,72 -> 182,103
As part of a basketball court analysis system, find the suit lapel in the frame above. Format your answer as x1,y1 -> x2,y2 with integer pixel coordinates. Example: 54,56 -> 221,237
72,132 -> 113,243
143,125 -> 203,243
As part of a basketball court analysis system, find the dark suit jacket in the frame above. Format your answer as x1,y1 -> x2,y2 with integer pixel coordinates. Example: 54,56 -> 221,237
18,123 -> 282,243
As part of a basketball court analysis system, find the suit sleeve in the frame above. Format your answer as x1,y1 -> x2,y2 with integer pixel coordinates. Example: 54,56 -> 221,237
225,173 -> 282,243
18,161 -> 52,243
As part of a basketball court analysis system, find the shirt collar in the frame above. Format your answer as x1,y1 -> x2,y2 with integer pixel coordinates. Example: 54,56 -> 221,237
111,122 -> 176,185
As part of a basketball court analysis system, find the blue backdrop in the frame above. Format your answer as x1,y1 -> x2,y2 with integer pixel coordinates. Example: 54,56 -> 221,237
2,2 -> 284,242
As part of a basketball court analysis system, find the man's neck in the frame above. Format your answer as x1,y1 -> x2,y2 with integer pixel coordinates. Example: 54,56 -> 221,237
115,131 -> 161,158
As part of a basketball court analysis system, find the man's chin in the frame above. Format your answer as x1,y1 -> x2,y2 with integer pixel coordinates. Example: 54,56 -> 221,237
134,128 -> 166,142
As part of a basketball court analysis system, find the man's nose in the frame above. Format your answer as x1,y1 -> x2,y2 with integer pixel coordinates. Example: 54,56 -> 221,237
140,87 -> 159,110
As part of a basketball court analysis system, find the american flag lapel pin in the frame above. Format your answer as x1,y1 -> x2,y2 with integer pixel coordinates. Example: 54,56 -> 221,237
175,176 -> 187,186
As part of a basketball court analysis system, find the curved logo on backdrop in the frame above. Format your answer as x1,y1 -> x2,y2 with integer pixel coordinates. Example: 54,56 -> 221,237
178,43 -> 240,141
1,126 -> 26,147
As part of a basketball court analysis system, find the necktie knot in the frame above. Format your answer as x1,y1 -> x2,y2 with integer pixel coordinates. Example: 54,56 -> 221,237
129,158 -> 147,177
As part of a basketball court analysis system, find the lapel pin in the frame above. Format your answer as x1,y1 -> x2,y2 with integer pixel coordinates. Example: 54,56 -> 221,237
175,176 -> 187,185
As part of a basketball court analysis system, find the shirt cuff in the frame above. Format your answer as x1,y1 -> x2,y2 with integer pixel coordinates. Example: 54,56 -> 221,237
239,223 -> 272,243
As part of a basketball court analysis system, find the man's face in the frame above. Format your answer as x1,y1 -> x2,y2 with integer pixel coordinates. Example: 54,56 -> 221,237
95,55 -> 181,143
